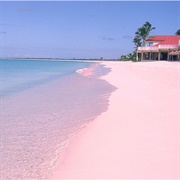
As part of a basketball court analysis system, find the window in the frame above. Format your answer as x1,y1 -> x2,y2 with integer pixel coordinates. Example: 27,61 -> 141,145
148,42 -> 153,47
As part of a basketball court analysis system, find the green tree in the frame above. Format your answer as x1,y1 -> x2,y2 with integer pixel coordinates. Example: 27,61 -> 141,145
120,51 -> 136,62
133,36 -> 142,49
133,21 -> 156,47
175,29 -> 180,35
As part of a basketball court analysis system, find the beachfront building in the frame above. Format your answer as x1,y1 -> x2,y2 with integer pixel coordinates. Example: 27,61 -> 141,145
136,35 -> 180,61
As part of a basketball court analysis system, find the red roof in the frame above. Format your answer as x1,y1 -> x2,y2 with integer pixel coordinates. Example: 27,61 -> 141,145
146,35 -> 180,46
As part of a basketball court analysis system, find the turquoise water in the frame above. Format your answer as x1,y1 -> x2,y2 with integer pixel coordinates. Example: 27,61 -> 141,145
0,59 -> 115,179
0,59 -> 94,97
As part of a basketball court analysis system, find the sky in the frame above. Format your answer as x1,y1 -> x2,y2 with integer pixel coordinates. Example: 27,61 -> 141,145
0,1 -> 180,59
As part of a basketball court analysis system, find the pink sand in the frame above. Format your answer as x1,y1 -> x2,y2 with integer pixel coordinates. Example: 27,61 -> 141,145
53,61 -> 179,179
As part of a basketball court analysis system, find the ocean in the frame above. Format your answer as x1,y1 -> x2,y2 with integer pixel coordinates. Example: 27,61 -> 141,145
0,59 -> 115,179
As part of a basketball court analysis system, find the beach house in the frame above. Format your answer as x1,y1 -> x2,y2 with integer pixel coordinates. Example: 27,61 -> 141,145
136,35 -> 180,61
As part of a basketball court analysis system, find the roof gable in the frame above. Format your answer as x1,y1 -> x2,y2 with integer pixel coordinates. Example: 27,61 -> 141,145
146,35 -> 180,46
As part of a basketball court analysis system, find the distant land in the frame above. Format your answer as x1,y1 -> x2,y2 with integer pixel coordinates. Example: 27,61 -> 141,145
0,57 -> 120,61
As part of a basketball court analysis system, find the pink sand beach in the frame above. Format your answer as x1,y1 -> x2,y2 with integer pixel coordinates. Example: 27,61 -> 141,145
53,61 -> 179,179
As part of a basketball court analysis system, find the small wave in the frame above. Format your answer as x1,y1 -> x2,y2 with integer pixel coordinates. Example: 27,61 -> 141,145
76,68 -> 88,74
76,64 -> 98,76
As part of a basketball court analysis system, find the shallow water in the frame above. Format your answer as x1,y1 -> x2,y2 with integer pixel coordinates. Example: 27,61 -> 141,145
0,59 -> 115,179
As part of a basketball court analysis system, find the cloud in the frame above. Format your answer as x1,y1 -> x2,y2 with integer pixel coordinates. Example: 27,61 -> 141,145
1,47 -> 19,49
0,23 -> 11,27
17,7 -> 33,12
100,36 -> 117,41
122,35 -> 133,39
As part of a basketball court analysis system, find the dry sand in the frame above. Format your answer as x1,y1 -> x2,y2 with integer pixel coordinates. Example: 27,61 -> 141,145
53,61 -> 179,179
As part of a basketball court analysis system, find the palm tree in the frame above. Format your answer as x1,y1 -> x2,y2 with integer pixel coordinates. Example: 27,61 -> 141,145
133,36 -> 142,49
133,22 -> 156,47
175,29 -> 180,35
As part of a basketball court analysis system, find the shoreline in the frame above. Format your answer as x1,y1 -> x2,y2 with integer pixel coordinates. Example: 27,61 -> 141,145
52,61 -> 179,179
1,60 -> 114,179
